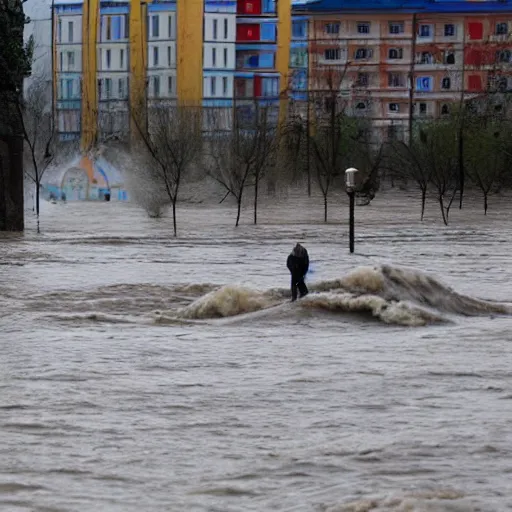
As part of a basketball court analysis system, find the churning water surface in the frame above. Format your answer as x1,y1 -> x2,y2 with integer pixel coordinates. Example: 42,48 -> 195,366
1,190 -> 512,512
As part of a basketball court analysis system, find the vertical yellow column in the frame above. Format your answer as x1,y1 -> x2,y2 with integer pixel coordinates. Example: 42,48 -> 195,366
129,0 -> 149,134
177,0 -> 204,106
277,0 -> 291,126
80,0 -> 99,153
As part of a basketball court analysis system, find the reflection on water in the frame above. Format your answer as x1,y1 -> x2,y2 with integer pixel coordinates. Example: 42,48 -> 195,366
1,191 -> 512,511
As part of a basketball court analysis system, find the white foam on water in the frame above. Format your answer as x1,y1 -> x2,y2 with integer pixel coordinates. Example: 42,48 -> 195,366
299,292 -> 446,327
154,264 -> 510,327
179,285 -> 278,319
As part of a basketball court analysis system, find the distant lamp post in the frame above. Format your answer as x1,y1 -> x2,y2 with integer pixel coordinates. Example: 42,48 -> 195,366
345,167 -> 358,254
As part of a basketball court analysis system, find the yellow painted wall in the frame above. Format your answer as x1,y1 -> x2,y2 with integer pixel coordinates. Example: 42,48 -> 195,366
80,0 -> 99,152
129,0 -> 149,134
177,0 -> 204,106
277,0 -> 292,125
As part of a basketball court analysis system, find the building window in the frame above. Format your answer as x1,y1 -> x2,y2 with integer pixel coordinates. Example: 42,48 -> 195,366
325,23 -> 340,35
211,76 -> 217,96
212,47 -> 216,67
497,50 -> 511,63
355,102 -> 366,110
68,21 -> 74,42
120,49 -> 125,69
441,77 -> 451,89
356,72 -> 368,86
168,15 -> 173,38
388,48 -> 403,59
444,24 -> 455,37
213,19 -> 218,40
444,51 -> 455,64
355,48 -> 373,60
388,73 -> 404,87
153,47 -> 159,67
357,22 -> 370,34
153,76 -> 160,97
292,20 -> 306,38
441,104 -> 449,115
416,76 -> 432,91
418,52 -> 433,64
389,22 -> 404,35
67,51 -> 75,69
118,78 -> 125,98
222,18 -> 228,39
224,48 -> 228,67
418,24 -> 431,37
66,79 -> 73,99
223,76 -> 228,95
168,46 -> 172,67
419,102 -> 427,115
151,15 -> 159,38
106,49 -> 111,69
496,22 -> 508,35
324,48 -> 340,60
168,76 -> 173,94
389,103 -> 400,112
105,78 -> 112,99
105,16 -> 112,40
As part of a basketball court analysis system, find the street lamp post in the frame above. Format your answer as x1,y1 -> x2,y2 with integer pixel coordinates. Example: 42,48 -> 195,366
345,167 -> 358,254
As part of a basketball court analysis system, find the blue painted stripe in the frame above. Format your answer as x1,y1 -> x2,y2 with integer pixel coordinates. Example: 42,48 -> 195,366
237,18 -> 277,24
203,69 -> 236,74
236,44 -> 277,51
100,6 -> 128,14
148,3 -> 176,11
203,99 -> 233,107
295,0 -> 512,13
291,41 -> 308,48
235,72 -> 255,78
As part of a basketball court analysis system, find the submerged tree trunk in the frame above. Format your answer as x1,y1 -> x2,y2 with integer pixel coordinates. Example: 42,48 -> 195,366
420,187 -> 426,221
172,199 -> 177,237
236,196 -> 242,227
484,191 -> 488,215
35,179 -> 40,233
445,187 -> 458,223
439,196 -> 448,226
323,193 -> 328,223
254,177 -> 258,225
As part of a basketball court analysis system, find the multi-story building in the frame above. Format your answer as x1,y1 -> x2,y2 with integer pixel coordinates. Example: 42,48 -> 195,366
50,0 -> 512,198
294,0 -> 512,140
51,0 -> 291,198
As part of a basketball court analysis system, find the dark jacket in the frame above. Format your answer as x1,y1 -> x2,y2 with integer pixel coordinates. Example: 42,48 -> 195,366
287,245 -> 309,278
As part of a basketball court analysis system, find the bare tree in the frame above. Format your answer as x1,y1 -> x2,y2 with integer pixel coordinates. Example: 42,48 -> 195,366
206,103 -> 275,227
421,120 -> 459,225
387,138 -> 432,220
251,105 -> 278,225
131,104 -> 202,236
18,73 -> 54,232
463,104 -> 511,215
309,66 -> 361,222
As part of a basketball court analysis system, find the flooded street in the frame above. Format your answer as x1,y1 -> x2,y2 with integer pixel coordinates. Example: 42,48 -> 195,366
1,191 -> 512,511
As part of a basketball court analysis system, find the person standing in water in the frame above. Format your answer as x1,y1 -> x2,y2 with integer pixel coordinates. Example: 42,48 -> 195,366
287,243 -> 309,301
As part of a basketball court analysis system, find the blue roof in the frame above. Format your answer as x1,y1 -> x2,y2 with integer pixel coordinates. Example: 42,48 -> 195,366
295,0 -> 512,13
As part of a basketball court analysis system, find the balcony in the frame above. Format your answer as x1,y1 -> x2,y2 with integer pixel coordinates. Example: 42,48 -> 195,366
236,50 -> 275,70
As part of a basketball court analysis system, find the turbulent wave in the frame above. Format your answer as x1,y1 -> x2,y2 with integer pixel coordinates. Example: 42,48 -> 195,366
154,265 -> 512,327
21,265 -> 511,327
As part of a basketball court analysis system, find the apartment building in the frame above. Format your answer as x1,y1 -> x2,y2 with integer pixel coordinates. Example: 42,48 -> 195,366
294,0 -> 512,140
53,0 -> 292,145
